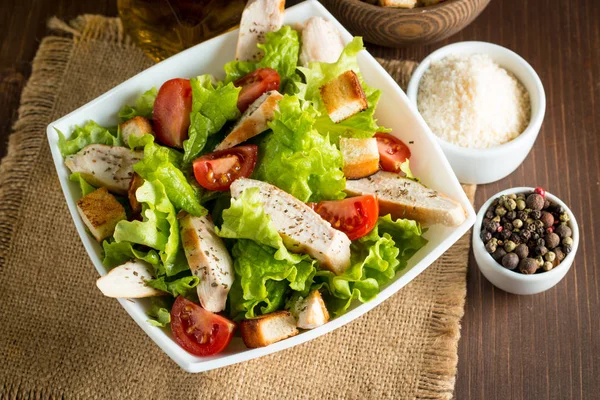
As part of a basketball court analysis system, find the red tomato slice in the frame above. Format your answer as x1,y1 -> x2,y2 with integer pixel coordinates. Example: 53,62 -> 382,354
374,132 -> 411,173
170,296 -> 236,357
234,68 -> 280,113
192,145 -> 258,191
153,78 -> 193,148
313,195 -> 379,240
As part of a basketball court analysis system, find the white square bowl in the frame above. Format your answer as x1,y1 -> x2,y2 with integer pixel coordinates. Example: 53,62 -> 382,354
46,0 -> 476,373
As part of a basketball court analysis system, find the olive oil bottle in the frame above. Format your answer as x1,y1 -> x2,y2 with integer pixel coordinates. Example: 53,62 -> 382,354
118,0 -> 246,62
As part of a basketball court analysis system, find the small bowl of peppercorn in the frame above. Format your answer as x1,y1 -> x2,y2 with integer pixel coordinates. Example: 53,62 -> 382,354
472,187 -> 579,295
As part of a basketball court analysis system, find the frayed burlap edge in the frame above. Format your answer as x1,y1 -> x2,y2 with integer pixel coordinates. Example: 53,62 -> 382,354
0,17 -> 473,400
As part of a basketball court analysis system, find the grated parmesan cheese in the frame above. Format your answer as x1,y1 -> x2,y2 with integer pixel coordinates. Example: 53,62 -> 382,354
417,54 -> 531,149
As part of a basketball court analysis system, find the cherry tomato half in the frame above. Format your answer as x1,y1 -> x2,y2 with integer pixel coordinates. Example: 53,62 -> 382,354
170,296 -> 236,357
374,132 -> 411,173
313,195 -> 379,240
153,78 -> 193,148
234,68 -> 280,113
192,145 -> 258,191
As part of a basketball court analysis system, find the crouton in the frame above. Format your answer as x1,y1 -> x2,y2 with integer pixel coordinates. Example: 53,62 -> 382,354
96,261 -> 164,298
379,0 -> 417,8
77,187 -> 126,242
292,290 -> 330,330
215,91 -> 283,151
240,311 -> 299,348
340,137 -> 380,179
319,70 -> 368,123
128,173 -> 145,216
120,116 -> 153,147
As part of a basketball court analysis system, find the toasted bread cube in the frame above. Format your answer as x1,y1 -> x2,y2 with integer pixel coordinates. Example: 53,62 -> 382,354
340,137 -> 380,179
120,116 -> 153,147
128,173 -> 145,215
96,261 -> 164,298
319,70 -> 368,123
293,290 -> 330,329
77,187 -> 126,242
379,0 -> 417,8
240,311 -> 299,348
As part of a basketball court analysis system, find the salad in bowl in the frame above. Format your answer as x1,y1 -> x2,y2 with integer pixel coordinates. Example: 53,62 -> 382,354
54,0 -> 466,358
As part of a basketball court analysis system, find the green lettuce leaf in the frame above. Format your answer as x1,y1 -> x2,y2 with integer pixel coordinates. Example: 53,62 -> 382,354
113,179 -> 185,275
118,87 -> 157,122
134,142 -> 206,217
255,95 -> 346,202
224,26 -> 300,85
56,121 -> 120,157
298,37 -> 389,141
217,187 -> 303,263
183,75 -> 241,163
101,240 -> 161,269
69,172 -> 96,197
147,274 -> 200,298
147,297 -> 173,327
127,132 -> 155,150
316,215 -> 427,315
228,239 -> 316,319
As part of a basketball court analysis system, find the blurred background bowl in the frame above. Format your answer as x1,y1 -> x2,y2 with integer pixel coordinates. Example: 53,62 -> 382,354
320,0 -> 490,47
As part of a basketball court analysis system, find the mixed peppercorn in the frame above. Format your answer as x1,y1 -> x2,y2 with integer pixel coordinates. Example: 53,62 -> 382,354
480,187 -> 574,274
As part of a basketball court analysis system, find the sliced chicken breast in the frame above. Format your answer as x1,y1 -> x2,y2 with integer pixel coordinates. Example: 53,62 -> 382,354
236,0 -> 285,62
180,213 -> 234,313
292,290 -> 330,329
230,178 -> 352,275
299,16 -> 345,66
65,144 -> 143,195
215,91 -> 283,151
345,171 -> 467,226
96,261 -> 165,298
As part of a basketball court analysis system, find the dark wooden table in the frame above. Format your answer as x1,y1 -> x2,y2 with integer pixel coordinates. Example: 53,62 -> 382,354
1,0 -> 598,398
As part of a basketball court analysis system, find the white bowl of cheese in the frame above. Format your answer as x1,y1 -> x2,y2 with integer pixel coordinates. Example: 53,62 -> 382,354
406,41 -> 546,184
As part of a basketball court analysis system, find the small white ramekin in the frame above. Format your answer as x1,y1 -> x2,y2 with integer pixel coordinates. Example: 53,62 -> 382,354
406,42 -> 546,184
472,187 -> 578,295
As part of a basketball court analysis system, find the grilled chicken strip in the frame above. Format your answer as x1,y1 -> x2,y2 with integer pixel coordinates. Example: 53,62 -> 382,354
235,0 -> 285,62
64,144 -> 143,195
299,17 -> 345,66
215,91 -> 283,151
345,171 -> 466,226
180,213 -> 234,313
230,178 -> 352,275
96,261 -> 165,298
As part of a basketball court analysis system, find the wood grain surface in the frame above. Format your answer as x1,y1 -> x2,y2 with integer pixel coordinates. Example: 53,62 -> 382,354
320,0 -> 491,47
1,0 -> 599,398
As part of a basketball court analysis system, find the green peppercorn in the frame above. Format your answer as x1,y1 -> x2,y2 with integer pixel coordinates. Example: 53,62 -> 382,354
485,240 -> 497,254
562,237 -> 574,246
492,216 -> 501,223
506,199 -> 517,211
543,261 -> 554,272
514,244 -> 529,259
517,193 -> 526,200
545,251 -> 556,262
496,206 -> 507,217
516,199 -> 526,210
519,258 -> 538,274
508,194 -> 517,200
512,219 -> 523,229
504,240 -> 517,252
559,213 -> 570,222
502,253 -> 520,270
535,255 -> 544,267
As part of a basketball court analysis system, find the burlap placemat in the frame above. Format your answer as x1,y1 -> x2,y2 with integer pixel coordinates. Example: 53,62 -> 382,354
0,15 -> 475,400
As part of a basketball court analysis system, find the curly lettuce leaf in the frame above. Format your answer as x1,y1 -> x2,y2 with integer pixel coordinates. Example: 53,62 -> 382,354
146,274 -> 199,299
69,172 -> 96,197
183,75 -> 241,163
118,87 -> 157,122
228,239 -> 316,319
101,240 -> 161,268
134,142 -> 205,216
147,297 -> 173,327
255,95 -> 346,202
56,121 -> 120,157
217,187 -> 305,264
316,215 -> 427,315
112,179 -> 185,275
298,37 -> 389,141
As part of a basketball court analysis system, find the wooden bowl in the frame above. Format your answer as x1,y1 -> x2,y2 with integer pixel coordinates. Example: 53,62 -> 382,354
320,0 -> 491,47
